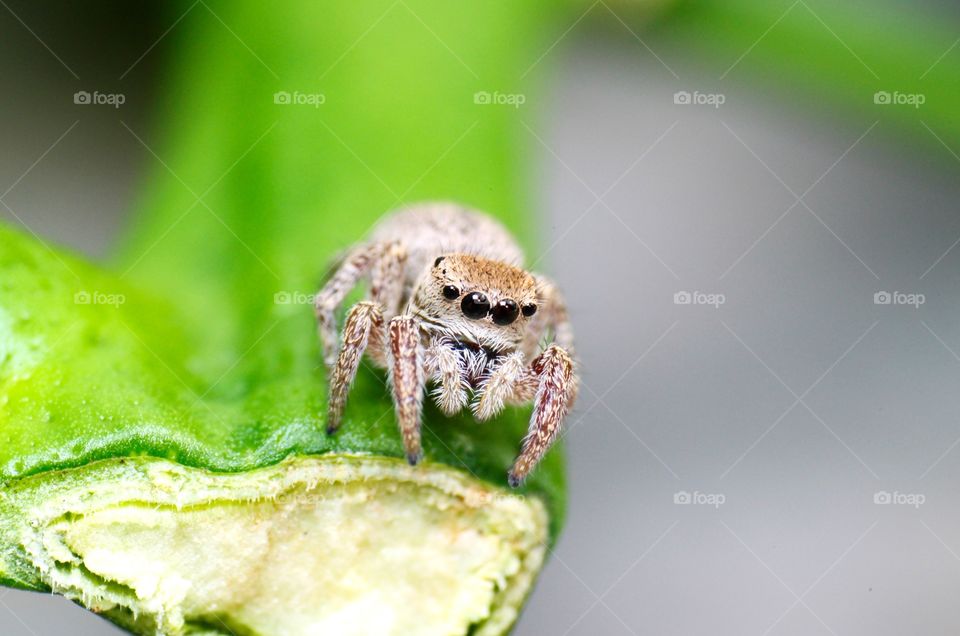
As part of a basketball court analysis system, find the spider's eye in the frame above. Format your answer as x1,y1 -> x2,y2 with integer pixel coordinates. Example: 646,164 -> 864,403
461,292 -> 489,319
491,299 -> 519,325
521,303 -> 537,317
442,285 -> 459,300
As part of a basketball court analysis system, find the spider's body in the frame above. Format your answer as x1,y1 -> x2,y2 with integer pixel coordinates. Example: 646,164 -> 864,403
315,203 -> 577,486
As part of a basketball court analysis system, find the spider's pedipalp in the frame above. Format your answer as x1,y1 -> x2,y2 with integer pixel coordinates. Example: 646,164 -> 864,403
388,314 -> 425,465
327,301 -> 384,434
473,351 -> 526,421
426,337 -> 469,415
508,344 -> 577,487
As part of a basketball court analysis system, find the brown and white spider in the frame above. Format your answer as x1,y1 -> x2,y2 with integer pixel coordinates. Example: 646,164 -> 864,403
314,202 -> 577,486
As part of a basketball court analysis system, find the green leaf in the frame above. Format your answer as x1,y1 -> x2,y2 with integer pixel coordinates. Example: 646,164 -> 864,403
0,1 -> 568,633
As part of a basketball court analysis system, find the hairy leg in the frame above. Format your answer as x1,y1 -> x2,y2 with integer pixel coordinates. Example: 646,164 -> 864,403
426,337 -> 468,415
314,244 -> 380,368
508,344 -> 577,487
388,315 -> 425,464
364,241 -> 407,367
520,275 -> 575,360
326,301 -> 384,434
473,351 -> 526,421
370,240 -> 407,321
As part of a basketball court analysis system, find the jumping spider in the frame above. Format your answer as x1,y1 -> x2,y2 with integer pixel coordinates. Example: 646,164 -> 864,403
315,202 -> 577,486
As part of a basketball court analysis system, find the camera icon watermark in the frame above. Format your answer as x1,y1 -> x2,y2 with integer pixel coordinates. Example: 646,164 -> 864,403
873,91 -> 925,109
673,90 -> 725,109
873,490 -> 925,509
74,290 -> 125,307
473,91 -> 526,108
273,91 -> 326,108
873,290 -> 924,308
674,290 -> 725,308
673,490 -> 725,508
73,90 -> 126,109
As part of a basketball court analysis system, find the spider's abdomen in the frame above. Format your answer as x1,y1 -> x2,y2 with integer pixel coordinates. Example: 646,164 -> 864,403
369,202 -> 525,288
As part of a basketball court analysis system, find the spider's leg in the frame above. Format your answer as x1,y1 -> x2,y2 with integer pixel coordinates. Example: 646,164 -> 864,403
519,304 -> 549,361
473,351 -> 526,421
316,254 -> 365,368
426,337 -> 468,416
327,301 -> 384,434
365,240 -> 407,367
370,240 -> 407,323
388,315 -> 425,464
520,275 -> 575,359
506,273 -> 578,484
315,243 -> 380,368
508,344 -> 577,487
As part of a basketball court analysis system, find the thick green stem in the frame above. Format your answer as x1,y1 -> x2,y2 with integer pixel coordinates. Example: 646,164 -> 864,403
0,2 -> 568,633
1,1 -> 566,503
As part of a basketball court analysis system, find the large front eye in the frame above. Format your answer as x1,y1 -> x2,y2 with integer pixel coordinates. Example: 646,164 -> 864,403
461,292 -> 490,319
491,299 -> 519,325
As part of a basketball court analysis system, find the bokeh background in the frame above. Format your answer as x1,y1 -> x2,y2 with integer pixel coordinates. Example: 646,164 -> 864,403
3,1 -> 960,634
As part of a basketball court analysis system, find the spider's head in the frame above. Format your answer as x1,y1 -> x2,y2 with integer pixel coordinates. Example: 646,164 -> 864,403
414,254 -> 539,351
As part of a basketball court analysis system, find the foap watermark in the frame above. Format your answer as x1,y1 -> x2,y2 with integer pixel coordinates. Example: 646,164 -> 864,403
274,491 -> 330,506
673,90 -> 725,109
273,91 -> 326,108
874,290 -> 925,308
874,490 -> 925,509
274,291 -> 317,305
674,290 -> 725,308
74,290 -> 125,307
74,90 -> 125,109
473,91 -> 526,108
873,91 -> 925,109
674,490 -> 725,508
462,491 -> 526,508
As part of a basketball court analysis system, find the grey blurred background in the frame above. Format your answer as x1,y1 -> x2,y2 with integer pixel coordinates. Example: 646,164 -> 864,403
3,2 -> 960,635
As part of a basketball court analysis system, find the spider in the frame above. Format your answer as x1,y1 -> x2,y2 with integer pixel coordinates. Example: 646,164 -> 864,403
314,202 -> 577,486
